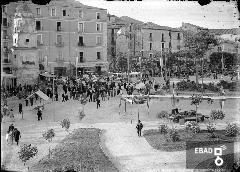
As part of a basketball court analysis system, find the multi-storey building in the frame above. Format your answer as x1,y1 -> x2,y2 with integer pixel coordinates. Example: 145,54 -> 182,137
1,0 -> 108,86
109,17 -> 183,75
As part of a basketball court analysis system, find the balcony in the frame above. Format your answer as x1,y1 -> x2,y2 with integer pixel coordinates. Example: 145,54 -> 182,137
36,26 -> 43,31
3,22 -> 10,28
177,36 -> 181,40
55,42 -> 64,47
3,59 -> 11,63
3,47 -> 10,53
56,27 -> 62,31
78,58 -> 84,63
149,36 -> 153,42
56,58 -> 65,63
3,35 -> 10,40
78,42 -> 84,46
37,41 -> 44,46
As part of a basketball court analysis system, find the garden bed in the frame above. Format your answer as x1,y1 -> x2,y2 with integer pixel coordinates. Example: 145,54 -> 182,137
31,128 -> 118,172
143,129 -> 239,152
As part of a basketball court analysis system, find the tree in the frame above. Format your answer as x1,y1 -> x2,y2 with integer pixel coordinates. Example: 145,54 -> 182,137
43,129 -> 55,158
18,144 -> 38,170
60,118 -> 71,132
191,94 -> 203,122
183,30 -> 218,85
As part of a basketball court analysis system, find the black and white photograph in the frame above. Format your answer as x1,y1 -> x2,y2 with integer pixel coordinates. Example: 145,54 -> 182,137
1,0 -> 240,171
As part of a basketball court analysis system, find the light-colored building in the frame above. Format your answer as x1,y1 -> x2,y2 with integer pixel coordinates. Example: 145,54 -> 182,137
1,0 -> 108,86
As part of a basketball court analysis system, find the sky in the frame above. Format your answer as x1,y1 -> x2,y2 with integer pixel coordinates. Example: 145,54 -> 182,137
78,0 -> 239,29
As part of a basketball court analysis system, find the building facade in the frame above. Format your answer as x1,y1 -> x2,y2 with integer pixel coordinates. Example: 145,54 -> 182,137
110,18 -> 183,75
1,0 -> 108,86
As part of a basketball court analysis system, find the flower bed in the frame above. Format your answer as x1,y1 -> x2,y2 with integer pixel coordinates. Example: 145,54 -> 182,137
31,128 -> 117,172
143,129 -> 239,152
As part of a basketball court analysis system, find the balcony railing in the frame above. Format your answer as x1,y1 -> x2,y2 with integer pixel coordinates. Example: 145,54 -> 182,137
78,42 -> 84,46
161,38 -> 165,42
3,59 -> 10,63
3,22 -> 10,28
78,58 -> 84,63
37,41 -> 44,46
57,27 -> 62,31
55,42 -> 64,47
36,26 -> 43,31
177,36 -> 181,40
56,58 -> 64,62
149,36 -> 153,42
3,47 -> 10,52
3,35 -> 10,39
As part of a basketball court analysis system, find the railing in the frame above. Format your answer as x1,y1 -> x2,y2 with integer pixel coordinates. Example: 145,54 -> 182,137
56,58 -> 64,62
3,22 -> 10,27
36,26 -> 43,31
3,59 -> 10,63
55,42 -> 64,47
79,58 -> 84,63
37,41 -> 43,46
161,38 -> 165,42
149,36 -> 153,42
177,36 -> 181,40
57,27 -> 62,31
78,42 -> 84,46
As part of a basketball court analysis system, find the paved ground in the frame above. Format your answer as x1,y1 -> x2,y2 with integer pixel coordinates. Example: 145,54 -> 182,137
1,83 -> 240,172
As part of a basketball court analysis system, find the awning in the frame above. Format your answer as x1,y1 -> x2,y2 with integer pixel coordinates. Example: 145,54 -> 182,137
40,72 -> 56,78
26,90 -> 49,101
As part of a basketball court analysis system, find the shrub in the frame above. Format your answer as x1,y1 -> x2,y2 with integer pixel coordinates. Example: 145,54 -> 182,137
158,124 -> 168,134
185,121 -> 200,133
225,123 -> 240,137
60,118 -> 71,132
210,110 -> 225,120
157,111 -> 169,119
43,129 -> 55,142
166,128 -> 180,142
18,144 -> 38,166
206,123 -> 216,133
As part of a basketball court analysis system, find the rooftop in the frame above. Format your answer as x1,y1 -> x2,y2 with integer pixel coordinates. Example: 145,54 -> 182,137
209,28 -> 239,35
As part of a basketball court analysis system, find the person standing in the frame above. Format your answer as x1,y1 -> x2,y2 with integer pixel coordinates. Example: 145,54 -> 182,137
19,103 -> 23,116
13,128 -> 21,145
37,109 -> 42,121
136,120 -> 143,137
96,98 -> 101,109
9,109 -> 14,122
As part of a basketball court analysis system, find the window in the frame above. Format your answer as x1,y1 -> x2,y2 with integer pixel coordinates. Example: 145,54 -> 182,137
217,47 -> 222,52
58,51 -> 63,60
51,8 -> 56,16
57,22 -> 61,31
129,25 -> 132,32
79,52 -> 83,62
3,42 -> 8,48
162,33 -> 165,42
36,8 -> 41,15
37,34 -> 43,45
15,39 -> 17,43
96,12 -> 100,19
62,10 -> 66,16
79,10 -> 83,18
169,42 -> 172,49
36,21 -> 41,30
14,55 -> 16,59
111,47 -> 114,55
97,36 -> 101,45
78,36 -> 83,46
78,23 -> 83,32
3,5 -> 6,13
149,53 -> 153,59
149,43 -> 152,50
149,33 -> 152,41
177,33 -> 181,40
169,32 -> 171,39
3,30 -> 7,38
161,42 -> 165,49
177,45 -> 180,50
26,39 -> 29,43
3,18 -> 7,26
96,23 -> 101,32
97,52 -> 101,60
57,35 -> 62,43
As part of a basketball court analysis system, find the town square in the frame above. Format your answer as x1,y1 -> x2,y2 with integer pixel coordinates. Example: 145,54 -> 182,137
1,0 -> 240,171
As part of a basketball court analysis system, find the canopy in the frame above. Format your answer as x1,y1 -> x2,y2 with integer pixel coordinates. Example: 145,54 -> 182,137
135,82 -> 146,89
26,90 -> 49,101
